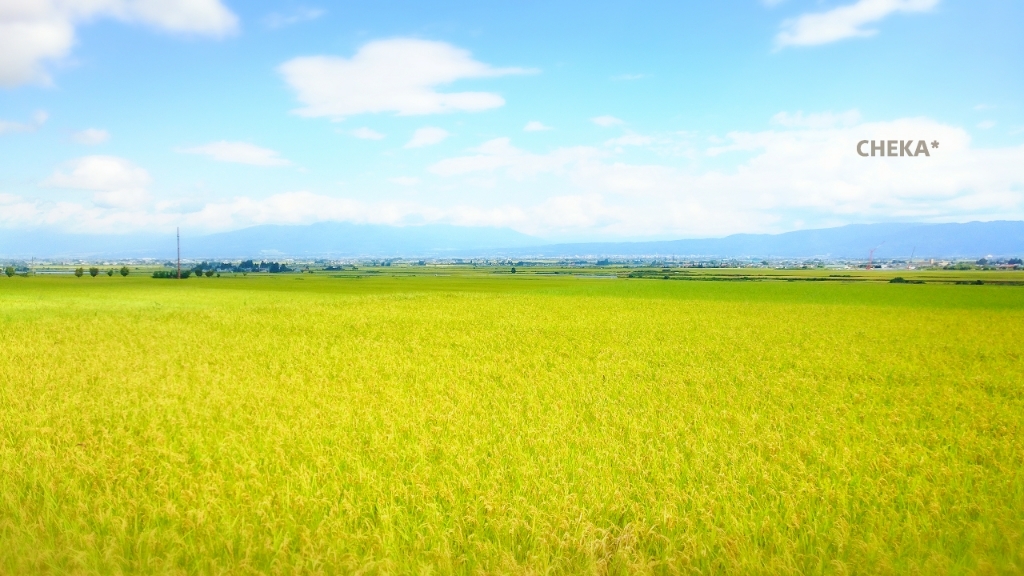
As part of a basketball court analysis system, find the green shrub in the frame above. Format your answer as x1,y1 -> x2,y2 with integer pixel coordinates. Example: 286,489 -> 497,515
151,270 -> 192,279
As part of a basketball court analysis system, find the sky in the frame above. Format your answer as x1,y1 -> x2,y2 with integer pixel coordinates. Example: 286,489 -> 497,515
1,0 -> 1022,241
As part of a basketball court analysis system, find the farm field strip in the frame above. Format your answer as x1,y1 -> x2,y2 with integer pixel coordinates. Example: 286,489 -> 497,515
1,274 -> 1023,573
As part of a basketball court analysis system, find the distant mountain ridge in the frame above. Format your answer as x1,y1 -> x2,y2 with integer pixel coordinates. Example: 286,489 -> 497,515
1,221 -> 1022,260
0,223 -> 542,259
521,221 -> 1024,259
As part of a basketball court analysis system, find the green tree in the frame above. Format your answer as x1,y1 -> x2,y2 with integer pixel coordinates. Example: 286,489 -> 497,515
120,266 -> 130,277
511,266 -> 517,274
4,266 -> 14,278
106,269 -> 114,276
89,267 -> 100,277
205,269 -> 214,277
75,267 -> 84,278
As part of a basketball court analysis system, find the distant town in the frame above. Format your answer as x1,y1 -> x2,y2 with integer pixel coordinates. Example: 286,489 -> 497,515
4,256 -> 1022,278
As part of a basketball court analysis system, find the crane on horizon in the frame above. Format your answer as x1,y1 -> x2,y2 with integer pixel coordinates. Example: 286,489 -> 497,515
867,242 -> 884,270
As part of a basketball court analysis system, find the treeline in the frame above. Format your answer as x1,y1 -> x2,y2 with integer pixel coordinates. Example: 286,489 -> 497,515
151,260 -> 293,279
236,260 -> 292,273
189,260 -> 292,273
72,266 -> 130,278
3,266 -> 132,278
152,270 -> 196,279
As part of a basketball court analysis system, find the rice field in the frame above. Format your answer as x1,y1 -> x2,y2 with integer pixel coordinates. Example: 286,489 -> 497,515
1,271 -> 1023,574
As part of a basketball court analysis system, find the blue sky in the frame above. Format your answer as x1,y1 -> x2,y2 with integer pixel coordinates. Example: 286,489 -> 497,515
1,0 -> 1022,240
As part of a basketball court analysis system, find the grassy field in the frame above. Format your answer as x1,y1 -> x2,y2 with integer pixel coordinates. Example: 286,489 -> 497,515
2,271 -> 1023,574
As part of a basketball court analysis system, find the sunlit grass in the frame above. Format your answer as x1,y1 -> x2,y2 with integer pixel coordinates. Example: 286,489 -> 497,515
2,274 -> 1022,573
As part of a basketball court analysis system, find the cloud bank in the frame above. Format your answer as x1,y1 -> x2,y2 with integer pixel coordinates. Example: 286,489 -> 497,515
43,155 -> 151,208
0,0 -> 238,86
179,141 -> 292,167
278,39 -> 534,119
72,128 -> 110,145
405,127 -> 450,148
7,114 -> 1023,240
0,110 -> 47,134
776,0 -> 939,48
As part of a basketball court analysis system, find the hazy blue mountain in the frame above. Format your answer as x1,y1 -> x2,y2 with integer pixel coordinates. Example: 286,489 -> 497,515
193,222 -> 543,258
2,221 -> 1022,260
521,221 -> 1024,259
0,223 -> 543,259
0,230 -> 173,260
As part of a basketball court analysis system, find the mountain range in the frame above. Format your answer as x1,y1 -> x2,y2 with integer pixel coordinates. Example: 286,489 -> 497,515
1,221 -> 1022,260
521,221 -> 1024,260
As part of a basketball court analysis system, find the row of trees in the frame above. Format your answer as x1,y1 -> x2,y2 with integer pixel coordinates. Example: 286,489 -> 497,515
165,260 -> 291,275
4,266 -> 130,278
235,260 -> 291,273
152,269 -> 217,279
74,266 -> 130,277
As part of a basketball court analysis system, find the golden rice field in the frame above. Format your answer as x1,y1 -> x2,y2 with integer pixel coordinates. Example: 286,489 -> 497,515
2,271 -> 1023,574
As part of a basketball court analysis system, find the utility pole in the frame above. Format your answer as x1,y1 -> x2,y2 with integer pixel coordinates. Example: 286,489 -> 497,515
177,227 -> 181,280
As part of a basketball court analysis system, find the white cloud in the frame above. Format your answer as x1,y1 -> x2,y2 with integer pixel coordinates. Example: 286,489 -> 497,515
429,138 -> 602,179
1,188 -> 603,237
977,121 -> 996,130
9,115 -> 1024,240
0,0 -> 238,86
278,38 -> 534,119
424,117 -> 1024,236
72,128 -> 110,145
45,156 -> 149,191
179,141 -> 292,166
693,118 -> 1022,227
524,121 -> 552,132
592,115 -> 624,127
43,155 -> 151,208
264,8 -> 325,29
112,0 -> 237,33
389,177 -> 420,186
350,127 -> 385,140
605,133 -> 653,147
0,120 -> 32,134
776,0 -> 939,48
0,120 -> 33,135
974,104 -> 994,111
405,127 -> 450,148
0,110 -> 48,134
771,110 -> 861,129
